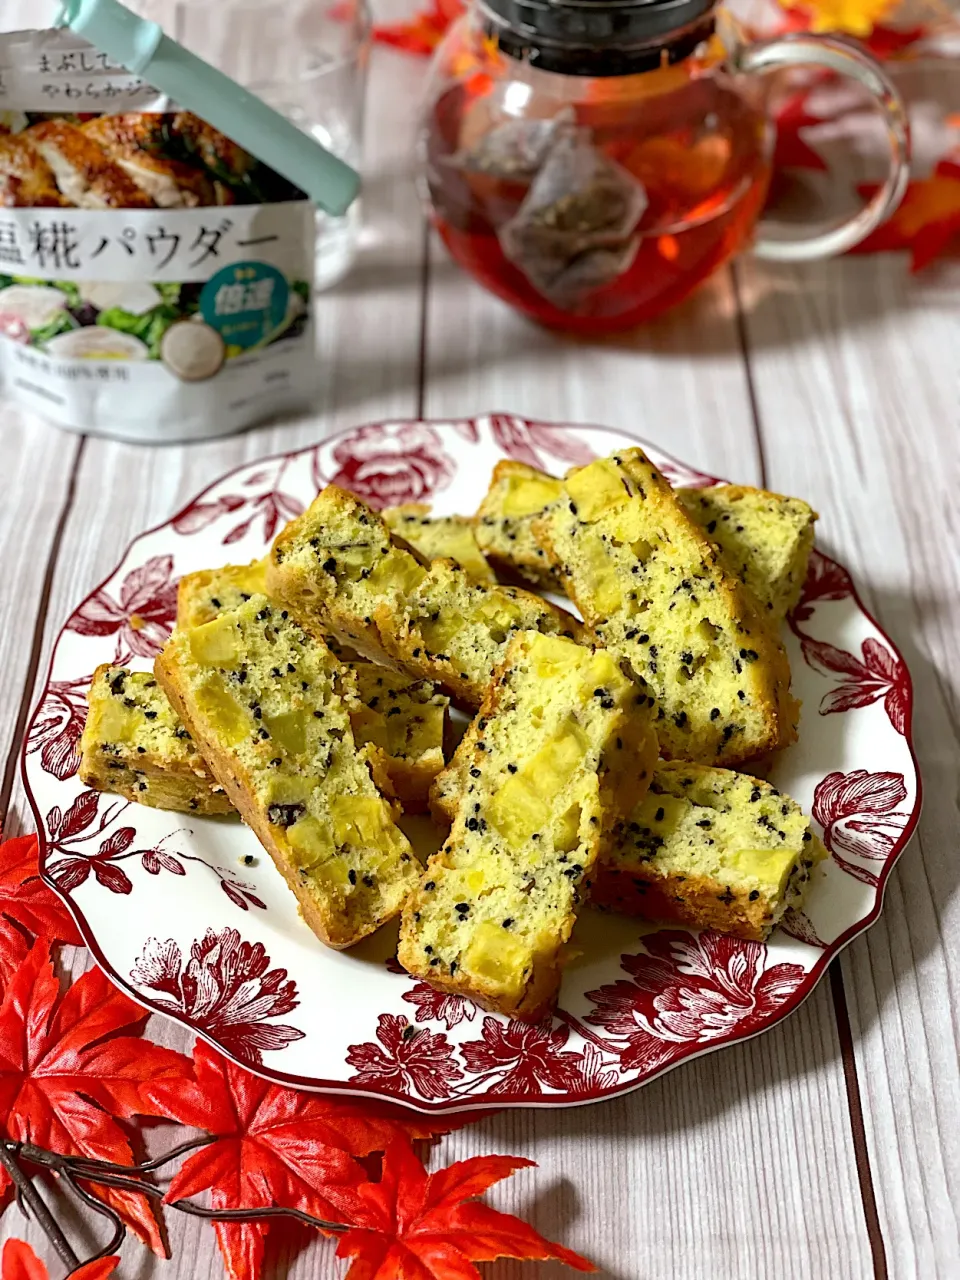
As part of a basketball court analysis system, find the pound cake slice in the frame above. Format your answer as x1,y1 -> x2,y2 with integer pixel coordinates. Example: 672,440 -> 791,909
676,486 -> 817,622
533,450 -> 798,767
591,763 -> 827,940
398,631 -> 658,1020
383,505 -> 496,583
155,594 -> 419,948
432,757 -> 824,941
78,664 -> 233,816
475,460 -> 816,623
474,460 -> 566,589
267,485 -> 586,710
350,663 -> 450,812
180,560 -> 448,810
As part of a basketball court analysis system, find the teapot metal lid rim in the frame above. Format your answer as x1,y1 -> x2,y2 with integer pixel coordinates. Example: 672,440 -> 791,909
476,0 -> 718,75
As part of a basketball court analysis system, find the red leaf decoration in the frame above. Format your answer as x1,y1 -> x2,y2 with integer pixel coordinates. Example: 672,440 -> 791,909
774,90 -> 829,172
1,1240 -> 119,1280
372,0 -> 464,54
145,1041 -> 451,1280
93,862 -> 133,894
0,941 -> 193,1255
852,163 -> 960,271
0,834 -> 82,948
336,1138 -> 596,1278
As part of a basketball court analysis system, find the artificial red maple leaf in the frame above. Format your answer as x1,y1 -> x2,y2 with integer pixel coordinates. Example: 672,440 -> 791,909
336,1137 -> 596,1279
852,160 -> 960,269
0,941 -> 193,1256
773,90 -> 829,172
144,1040 -> 460,1280
0,1239 -> 119,1280
0,835 -> 83,984
373,0 -> 464,54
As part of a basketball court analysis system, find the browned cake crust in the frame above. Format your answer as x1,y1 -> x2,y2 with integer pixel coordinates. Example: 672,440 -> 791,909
532,450 -> 798,766
398,632 -> 658,1020
77,663 -> 233,817
155,600 -> 418,949
267,484 -> 586,710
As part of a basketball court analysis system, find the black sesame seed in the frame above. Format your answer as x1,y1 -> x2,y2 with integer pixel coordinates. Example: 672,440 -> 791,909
348,869 -> 357,885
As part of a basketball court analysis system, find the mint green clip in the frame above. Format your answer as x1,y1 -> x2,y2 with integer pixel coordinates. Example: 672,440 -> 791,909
55,0 -> 360,215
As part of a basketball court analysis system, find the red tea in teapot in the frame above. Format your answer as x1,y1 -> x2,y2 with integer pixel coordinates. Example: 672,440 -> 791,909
424,66 -> 772,333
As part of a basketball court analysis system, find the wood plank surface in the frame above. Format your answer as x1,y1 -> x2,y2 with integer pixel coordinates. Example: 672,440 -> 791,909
0,1 -> 956,1277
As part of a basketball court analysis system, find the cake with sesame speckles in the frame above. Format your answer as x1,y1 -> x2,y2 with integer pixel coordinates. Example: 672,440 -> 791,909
383,504 -> 496,583
398,630 -> 658,1020
266,484 -> 587,710
532,449 -> 799,767
591,763 -> 828,940
179,561 -> 448,811
675,485 -> 817,622
154,593 -> 420,948
474,459 -> 817,625
78,664 -> 233,816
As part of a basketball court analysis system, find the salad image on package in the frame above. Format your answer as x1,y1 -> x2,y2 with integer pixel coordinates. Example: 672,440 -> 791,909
0,28 -> 317,441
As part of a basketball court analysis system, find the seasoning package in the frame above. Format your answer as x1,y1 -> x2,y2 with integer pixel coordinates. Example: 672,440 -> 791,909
0,28 -> 318,443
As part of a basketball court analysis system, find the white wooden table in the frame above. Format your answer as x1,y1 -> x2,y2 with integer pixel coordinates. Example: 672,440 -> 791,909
1,2 -> 958,1277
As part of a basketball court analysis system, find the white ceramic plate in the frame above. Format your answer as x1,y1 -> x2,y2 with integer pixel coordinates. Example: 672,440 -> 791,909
22,415 -> 920,1112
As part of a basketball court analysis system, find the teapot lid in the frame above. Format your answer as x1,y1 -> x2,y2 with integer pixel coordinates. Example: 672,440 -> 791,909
480,0 -> 717,74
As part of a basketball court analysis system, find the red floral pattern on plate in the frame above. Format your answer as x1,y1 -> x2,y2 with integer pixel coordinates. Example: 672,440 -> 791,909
800,635 -> 910,734
25,673 -> 90,781
23,417 -> 920,1111
130,928 -> 304,1065
490,413 -> 596,470
813,769 -> 910,887
67,554 -> 178,659
583,931 -> 807,1074
314,422 -> 455,507
346,1013 -> 464,1100
790,549 -> 854,628
43,791 -> 267,909
460,1018 -> 586,1096
402,981 -> 477,1031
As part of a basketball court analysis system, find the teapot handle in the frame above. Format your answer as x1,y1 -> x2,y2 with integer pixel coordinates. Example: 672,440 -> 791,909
733,33 -> 911,262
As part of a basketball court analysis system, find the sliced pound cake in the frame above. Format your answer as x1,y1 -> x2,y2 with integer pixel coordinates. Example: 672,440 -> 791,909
533,450 -> 798,767
155,594 -> 419,948
475,460 -> 816,623
676,486 -> 817,622
474,460 -> 566,589
350,663 -> 450,812
591,763 -> 827,940
267,485 -> 586,710
178,559 -> 268,627
432,758 -> 824,941
398,631 -> 658,1020
179,561 -> 449,811
78,664 -> 233,816
178,560 -> 358,663
383,505 -> 496,583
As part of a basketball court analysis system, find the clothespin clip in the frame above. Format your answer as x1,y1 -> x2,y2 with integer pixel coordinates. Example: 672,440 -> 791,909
55,0 -> 360,215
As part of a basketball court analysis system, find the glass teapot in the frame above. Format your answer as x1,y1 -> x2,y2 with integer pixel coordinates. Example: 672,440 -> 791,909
418,0 -> 910,332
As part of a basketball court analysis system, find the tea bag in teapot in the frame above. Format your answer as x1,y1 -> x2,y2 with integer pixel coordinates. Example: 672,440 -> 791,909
448,106 -> 576,180
498,128 -> 648,305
